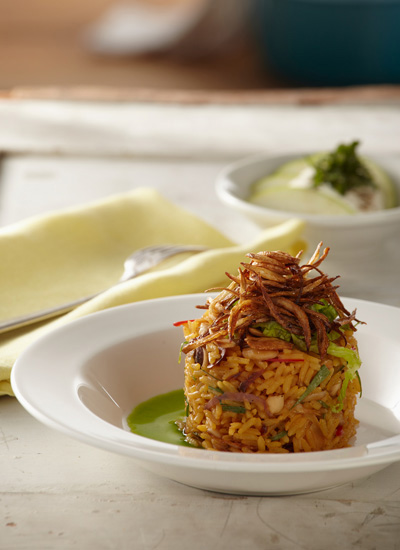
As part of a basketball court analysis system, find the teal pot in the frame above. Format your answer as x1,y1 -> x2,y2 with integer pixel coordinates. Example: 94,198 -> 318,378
251,0 -> 400,86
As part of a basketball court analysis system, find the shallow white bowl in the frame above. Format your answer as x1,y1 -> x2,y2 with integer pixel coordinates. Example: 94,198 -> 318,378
216,153 -> 400,298
11,294 -> 400,496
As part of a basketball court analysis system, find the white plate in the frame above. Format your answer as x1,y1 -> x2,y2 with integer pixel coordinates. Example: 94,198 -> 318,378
12,294 -> 400,496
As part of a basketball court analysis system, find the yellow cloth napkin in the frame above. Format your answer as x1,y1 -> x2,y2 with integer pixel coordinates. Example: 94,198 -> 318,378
0,188 -> 305,396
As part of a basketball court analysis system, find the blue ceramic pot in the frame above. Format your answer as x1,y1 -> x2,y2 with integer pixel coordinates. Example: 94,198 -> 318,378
251,0 -> 400,86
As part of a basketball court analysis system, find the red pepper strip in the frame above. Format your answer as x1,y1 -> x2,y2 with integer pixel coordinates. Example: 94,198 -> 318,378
264,358 -> 304,363
335,425 -> 344,437
173,319 -> 195,327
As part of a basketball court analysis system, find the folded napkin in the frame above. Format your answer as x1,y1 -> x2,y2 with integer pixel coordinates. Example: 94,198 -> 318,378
0,188 -> 305,396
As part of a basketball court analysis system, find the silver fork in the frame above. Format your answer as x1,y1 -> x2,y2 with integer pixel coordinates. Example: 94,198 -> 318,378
0,244 -> 208,334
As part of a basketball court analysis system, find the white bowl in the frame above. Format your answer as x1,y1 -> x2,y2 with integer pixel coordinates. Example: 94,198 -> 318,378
11,294 -> 400,496
216,153 -> 400,299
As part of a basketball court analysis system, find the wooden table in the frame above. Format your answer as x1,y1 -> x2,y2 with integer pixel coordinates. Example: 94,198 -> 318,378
1,89 -> 400,549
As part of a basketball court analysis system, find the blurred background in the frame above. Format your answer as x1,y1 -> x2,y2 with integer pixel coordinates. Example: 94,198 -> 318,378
0,0 -> 283,92
1,0 -> 400,93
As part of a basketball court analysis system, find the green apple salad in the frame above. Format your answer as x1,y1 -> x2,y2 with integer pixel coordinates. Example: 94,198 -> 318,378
248,141 -> 398,216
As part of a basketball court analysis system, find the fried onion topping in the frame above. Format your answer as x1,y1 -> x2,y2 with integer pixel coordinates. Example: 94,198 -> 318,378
182,243 -> 360,359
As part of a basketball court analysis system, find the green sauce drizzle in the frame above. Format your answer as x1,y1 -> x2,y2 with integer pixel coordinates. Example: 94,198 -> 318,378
127,389 -> 192,447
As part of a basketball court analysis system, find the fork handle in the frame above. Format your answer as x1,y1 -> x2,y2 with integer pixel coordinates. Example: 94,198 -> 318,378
0,292 -> 99,334
0,244 -> 208,334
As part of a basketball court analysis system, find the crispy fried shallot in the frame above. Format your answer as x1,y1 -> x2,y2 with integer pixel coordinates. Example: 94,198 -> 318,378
182,243 -> 360,359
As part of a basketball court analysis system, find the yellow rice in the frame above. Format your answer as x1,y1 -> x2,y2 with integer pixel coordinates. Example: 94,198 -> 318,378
177,243 -> 363,453
181,317 -> 360,453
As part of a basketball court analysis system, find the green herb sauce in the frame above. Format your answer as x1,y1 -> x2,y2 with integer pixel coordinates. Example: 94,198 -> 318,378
127,389 -> 192,447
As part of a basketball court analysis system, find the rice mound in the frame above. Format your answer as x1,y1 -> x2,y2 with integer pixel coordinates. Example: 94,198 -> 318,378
178,244 -> 362,453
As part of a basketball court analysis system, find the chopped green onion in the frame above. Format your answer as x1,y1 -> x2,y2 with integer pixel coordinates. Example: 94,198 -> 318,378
310,299 -> 338,322
221,404 -> 246,414
356,370 -> 362,397
253,316 -> 357,355
318,400 -> 330,409
292,364 -> 331,408
271,430 -> 288,441
327,342 -> 361,375
328,342 -> 361,412
178,341 -> 188,363
327,330 -> 341,342
291,333 -> 307,351
208,385 -> 224,394
333,380 -> 348,413
200,367 -> 221,381
254,320 -> 292,342
332,366 -> 362,413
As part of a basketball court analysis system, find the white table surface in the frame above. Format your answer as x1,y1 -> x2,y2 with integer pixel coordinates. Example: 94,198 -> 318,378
0,96 -> 399,549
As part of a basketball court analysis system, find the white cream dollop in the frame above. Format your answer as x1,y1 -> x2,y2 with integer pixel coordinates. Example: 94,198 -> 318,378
288,166 -> 383,212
